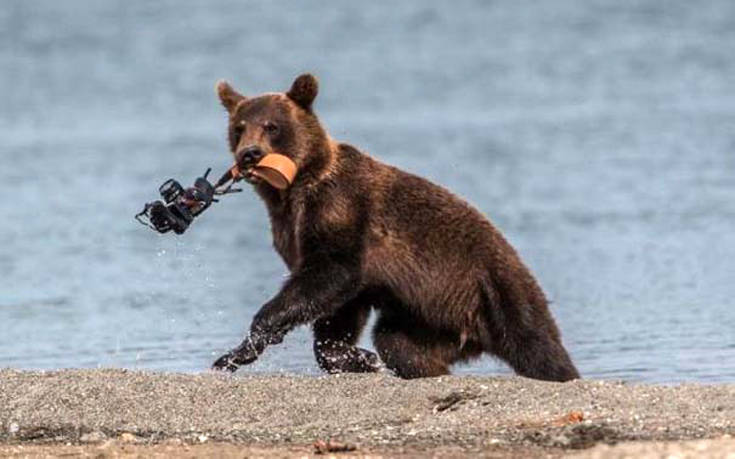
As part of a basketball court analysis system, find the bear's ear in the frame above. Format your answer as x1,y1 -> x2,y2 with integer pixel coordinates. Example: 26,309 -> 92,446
215,80 -> 246,113
286,73 -> 318,111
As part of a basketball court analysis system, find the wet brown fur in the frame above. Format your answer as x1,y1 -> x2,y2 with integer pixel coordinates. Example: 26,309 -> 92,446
211,75 -> 579,381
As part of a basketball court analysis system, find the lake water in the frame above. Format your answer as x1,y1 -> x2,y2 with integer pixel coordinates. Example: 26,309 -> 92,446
1,0 -> 734,383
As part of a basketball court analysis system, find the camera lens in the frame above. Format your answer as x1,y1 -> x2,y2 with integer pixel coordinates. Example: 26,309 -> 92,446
159,179 -> 184,204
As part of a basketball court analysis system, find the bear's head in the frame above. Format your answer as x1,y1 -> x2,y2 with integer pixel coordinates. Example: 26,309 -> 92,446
216,73 -> 331,186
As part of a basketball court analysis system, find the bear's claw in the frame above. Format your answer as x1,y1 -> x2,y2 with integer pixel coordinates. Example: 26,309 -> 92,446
211,350 -> 257,372
212,338 -> 261,372
211,353 -> 240,372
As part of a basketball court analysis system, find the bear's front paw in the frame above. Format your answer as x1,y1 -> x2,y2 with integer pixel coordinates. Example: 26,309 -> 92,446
211,352 -> 240,372
211,345 -> 259,372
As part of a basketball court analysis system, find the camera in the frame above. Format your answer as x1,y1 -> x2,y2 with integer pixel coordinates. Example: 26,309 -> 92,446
135,168 -> 224,234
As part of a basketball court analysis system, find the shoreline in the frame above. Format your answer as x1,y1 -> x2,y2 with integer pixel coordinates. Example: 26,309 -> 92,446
1,369 -> 734,457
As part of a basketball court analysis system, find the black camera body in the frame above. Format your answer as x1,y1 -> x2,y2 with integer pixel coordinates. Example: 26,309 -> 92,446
136,169 -> 220,234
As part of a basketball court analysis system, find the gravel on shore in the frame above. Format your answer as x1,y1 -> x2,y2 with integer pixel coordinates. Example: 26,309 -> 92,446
1,369 -> 734,456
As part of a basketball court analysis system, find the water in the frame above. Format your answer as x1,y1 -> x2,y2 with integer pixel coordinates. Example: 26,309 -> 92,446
1,0 -> 734,383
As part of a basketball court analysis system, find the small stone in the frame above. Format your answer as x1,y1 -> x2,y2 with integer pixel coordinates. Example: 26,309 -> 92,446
97,440 -> 117,450
198,434 -> 208,443
552,434 -> 571,447
119,432 -> 140,443
8,422 -> 19,434
80,431 -> 107,443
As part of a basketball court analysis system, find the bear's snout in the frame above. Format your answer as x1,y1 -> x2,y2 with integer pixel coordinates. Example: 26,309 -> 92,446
236,146 -> 266,168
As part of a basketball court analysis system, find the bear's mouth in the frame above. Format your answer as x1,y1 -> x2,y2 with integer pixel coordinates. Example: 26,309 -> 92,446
216,154 -> 298,191
250,153 -> 298,189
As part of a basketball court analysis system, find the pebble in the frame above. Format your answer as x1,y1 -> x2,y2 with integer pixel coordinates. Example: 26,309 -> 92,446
119,432 -> 141,443
80,431 -> 106,443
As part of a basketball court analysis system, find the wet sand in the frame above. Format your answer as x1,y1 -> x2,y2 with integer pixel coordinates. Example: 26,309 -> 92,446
1,369 -> 734,457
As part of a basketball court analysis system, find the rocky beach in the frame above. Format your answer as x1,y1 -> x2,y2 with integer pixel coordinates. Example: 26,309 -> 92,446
1,369 -> 733,457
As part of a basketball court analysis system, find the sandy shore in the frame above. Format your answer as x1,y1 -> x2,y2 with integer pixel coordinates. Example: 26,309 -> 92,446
1,369 -> 734,457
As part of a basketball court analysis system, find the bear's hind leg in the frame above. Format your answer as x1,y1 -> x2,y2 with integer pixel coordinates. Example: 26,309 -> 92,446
313,295 -> 381,374
373,310 -> 457,379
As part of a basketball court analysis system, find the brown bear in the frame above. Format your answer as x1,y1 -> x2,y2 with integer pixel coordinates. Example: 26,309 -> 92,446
211,74 -> 579,381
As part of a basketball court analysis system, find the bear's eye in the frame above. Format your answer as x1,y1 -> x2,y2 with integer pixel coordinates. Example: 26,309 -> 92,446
233,123 -> 245,140
263,121 -> 279,136
231,128 -> 245,150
